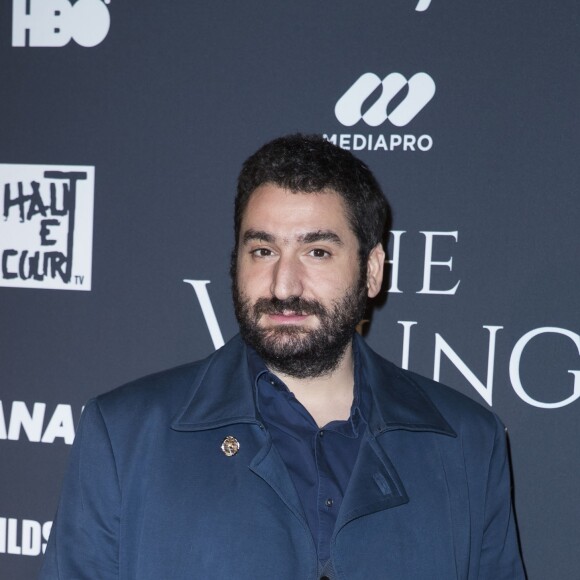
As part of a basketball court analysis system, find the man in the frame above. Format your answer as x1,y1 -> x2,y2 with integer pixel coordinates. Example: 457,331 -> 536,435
41,135 -> 525,579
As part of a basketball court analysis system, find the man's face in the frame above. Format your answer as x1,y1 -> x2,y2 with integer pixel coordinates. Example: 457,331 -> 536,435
233,184 -> 382,378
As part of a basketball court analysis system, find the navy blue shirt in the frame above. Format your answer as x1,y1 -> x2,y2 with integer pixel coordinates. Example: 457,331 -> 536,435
248,343 -> 369,563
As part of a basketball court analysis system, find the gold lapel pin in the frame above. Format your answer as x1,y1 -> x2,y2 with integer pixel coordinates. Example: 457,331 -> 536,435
221,435 -> 240,457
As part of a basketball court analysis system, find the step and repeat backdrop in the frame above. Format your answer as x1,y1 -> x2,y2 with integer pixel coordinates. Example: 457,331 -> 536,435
1,0 -> 579,578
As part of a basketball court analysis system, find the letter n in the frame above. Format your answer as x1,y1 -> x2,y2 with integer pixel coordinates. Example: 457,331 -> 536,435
433,326 -> 503,406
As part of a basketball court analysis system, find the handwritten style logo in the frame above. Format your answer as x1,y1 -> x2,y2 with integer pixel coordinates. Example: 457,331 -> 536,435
335,72 -> 436,128
0,164 -> 94,291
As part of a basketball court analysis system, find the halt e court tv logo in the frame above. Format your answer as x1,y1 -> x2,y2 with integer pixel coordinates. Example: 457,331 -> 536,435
0,164 -> 95,291
12,0 -> 111,48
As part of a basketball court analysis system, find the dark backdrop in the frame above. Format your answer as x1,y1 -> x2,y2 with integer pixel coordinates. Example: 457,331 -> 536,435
1,1 -> 579,578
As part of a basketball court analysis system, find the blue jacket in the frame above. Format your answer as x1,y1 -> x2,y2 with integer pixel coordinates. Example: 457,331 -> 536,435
41,335 -> 525,579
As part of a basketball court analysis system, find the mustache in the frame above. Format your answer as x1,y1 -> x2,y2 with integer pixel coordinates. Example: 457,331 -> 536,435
252,296 -> 327,317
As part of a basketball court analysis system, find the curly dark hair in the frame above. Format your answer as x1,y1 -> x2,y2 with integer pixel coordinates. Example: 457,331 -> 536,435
233,134 -> 391,264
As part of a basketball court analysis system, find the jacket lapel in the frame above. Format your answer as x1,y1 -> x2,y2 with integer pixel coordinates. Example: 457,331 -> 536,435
170,336 -> 310,534
248,436 -> 310,531
334,430 -> 409,531
333,335 -> 457,531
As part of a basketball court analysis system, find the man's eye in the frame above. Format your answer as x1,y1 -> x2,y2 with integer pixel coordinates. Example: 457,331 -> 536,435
251,248 -> 273,257
309,248 -> 330,258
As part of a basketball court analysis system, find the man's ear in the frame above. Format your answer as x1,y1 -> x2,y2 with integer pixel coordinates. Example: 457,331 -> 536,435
366,243 -> 385,298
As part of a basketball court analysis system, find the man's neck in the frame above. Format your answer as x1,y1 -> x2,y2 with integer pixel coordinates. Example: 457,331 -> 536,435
271,344 -> 355,428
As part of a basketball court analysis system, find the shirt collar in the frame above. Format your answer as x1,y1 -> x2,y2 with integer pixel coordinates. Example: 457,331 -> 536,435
246,340 -> 370,435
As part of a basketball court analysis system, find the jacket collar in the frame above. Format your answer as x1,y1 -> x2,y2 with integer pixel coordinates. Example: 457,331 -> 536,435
171,334 -> 455,438
171,335 -> 258,431
354,333 -> 455,437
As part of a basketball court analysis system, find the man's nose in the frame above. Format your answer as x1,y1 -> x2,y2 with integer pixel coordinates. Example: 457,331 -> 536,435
270,255 -> 304,300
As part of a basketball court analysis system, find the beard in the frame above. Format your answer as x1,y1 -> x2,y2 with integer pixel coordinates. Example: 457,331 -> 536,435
232,271 -> 367,379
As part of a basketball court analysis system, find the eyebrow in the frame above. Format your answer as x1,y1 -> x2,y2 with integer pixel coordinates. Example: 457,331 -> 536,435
298,230 -> 344,246
242,228 -> 343,246
242,229 -> 276,244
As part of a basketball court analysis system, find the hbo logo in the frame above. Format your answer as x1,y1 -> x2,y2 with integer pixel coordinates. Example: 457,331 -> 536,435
12,0 -> 111,48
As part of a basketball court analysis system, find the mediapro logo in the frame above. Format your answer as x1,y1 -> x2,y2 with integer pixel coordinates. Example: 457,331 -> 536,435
12,0 -> 111,48
0,164 -> 95,291
335,72 -> 436,127
326,72 -> 436,153
415,0 -> 432,10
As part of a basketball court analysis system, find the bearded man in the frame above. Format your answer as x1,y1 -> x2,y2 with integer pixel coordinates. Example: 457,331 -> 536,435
41,135 -> 525,579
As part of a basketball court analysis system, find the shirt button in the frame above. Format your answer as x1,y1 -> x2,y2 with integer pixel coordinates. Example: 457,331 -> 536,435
325,498 -> 333,508
318,430 -> 324,437
321,576 -> 330,580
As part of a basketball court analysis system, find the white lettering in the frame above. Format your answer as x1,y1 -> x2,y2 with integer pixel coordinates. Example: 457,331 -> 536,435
398,321 -> 418,370
183,279 -> 225,350
418,231 -> 460,295
12,0 -> 69,47
41,403 -> 75,444
339,134 -> 351,149
324,133 -> 432,152
1,401 -> 77,444
415,0 -> 432,11
0,517 -> 52,555
417,134 -> 433,151
509,327 -> 580,408
0,401 -> 6,439
8,518 -> 21,555
21,520 -> 41,556
434,326 -> 504,406
403,134 -> 416,151
352,134 -> 366,150
12,0 -> 111,48
387,230 -> 405,293
374,134 -> 388,151
390,134 -> 402,150
7,401 -> 46,442
42,521 -> 52,553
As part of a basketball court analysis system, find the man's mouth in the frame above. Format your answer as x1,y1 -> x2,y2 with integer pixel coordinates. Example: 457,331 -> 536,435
266,311 -> 310,324
252,296 -> 326,326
